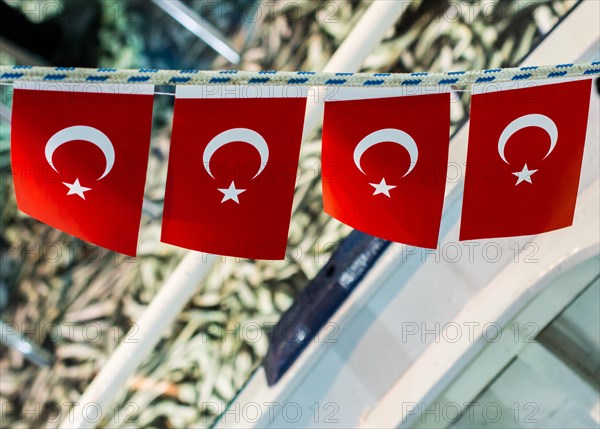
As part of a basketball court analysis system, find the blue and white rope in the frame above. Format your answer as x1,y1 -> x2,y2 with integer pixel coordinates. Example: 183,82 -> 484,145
0,62 -> 598,87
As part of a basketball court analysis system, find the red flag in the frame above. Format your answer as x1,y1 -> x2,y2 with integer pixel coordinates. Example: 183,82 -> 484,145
460,79 -> 592,240
161,86 -> 307,260
322,89 -> 451,248
10,82 -> 154,256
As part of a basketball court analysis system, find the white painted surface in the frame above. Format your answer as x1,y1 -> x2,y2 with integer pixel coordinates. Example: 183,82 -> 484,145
217,3 -> 600,428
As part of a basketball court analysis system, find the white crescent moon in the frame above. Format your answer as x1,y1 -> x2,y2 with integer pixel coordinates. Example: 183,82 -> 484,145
45,125 -> 115,180
353,128 -> 418,178
203,128 -> 269,180
498,114 -> 558,164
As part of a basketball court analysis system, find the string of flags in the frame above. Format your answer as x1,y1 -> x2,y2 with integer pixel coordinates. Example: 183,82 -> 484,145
4,63 -> 599,260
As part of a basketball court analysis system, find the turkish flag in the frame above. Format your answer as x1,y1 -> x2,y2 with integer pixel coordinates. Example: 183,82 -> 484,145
322,90 -> 451,248
460,79 -> 593,240
10,82 -> 154,256
161,86 -> 307,260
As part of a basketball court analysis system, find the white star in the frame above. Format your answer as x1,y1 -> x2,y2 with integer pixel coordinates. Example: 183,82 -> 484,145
512,164 -> 538,186
62,178 -> 91,200
218,181 -> 246,204
370,178 -> 397,198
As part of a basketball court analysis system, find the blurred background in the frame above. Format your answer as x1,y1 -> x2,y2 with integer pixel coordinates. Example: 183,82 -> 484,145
0,1 -> 592,428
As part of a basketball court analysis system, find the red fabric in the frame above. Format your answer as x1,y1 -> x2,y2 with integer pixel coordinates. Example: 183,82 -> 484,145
161,96 -> 307,260
10,87 -> 154,256
460,79 -> 592,240
322,93 -> 451,248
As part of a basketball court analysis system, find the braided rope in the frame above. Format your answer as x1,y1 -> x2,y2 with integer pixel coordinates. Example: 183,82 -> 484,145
1,62 -> 598,87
